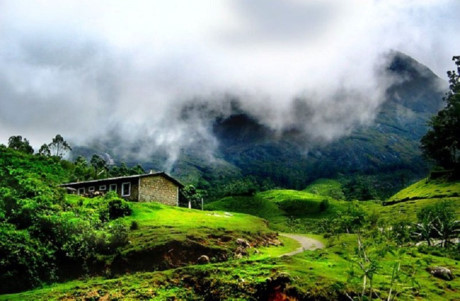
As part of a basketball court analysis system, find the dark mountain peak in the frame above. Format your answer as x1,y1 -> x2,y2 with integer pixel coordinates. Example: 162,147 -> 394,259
384,51 -> 446,114
213,113 -> 274,146
387,51 -> 439,80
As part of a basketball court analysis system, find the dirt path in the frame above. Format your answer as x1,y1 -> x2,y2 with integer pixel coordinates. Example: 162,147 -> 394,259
279,233 -> 325,256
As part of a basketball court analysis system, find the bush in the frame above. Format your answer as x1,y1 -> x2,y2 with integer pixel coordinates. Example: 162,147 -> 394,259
107,220 -> 129,250
108,199 -> 132,220
391,219 -> 412,245
0,223 -> 55,293
415,201 -> 459,247
130,221 -> 139,230
0,146 -> 137,293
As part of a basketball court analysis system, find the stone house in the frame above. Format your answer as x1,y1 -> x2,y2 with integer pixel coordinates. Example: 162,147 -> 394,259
61,172 -> 184,206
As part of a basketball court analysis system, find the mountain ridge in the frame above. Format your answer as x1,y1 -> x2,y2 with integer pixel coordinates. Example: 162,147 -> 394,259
72,51 -> 447,199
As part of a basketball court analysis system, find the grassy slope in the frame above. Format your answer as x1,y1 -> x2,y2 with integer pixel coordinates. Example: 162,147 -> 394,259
387,178 -> 460,203
206,182 -> 350,232
368,178 -> 460,222
126,201 -> 271,244
5,235 -> 459,301
303,178 -> 346,200
0,215 -> 300,301
206,178 -> 459,228
67,194 -> 272,246
4,178 -> 460,300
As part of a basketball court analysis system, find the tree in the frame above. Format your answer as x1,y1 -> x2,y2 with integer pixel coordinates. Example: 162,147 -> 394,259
130,164 -> 145,175
118,162 -> 130,176
415,201 -> 460,248
336,202 -> 367,234
48,134 -> 72,158
421,56 -> 460,170
72,156 -> 92,181
7,136 -> 34,154
37,144 -> 50,156
181,185 -> 206,209
90,154 -> 108,179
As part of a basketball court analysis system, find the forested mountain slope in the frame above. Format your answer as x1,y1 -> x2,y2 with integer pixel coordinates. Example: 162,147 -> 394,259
72,52 -> 446,199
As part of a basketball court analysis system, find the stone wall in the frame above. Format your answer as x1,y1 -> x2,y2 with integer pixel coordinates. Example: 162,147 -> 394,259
139,175 -> 179,206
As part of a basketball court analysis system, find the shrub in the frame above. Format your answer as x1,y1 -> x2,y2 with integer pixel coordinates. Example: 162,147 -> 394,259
415,201 -> 459,247
0,223 -> 55,293
391,219 -> 413,245
130,221 -> 139,230
107,220 -> 129,250
108,199 -> 132,220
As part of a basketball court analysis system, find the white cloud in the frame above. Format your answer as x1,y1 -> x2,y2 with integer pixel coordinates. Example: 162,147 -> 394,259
0,0 -> 458,159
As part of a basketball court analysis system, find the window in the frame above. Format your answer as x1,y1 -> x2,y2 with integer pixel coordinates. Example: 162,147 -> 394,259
88,186 -> 95,192
109,184 -> 117,192
78,187 -> 85,195
121,182 -> 131,196
99,185 -> 107,191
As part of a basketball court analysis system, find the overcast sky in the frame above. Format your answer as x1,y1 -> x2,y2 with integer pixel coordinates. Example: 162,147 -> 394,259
0,0 -> 459,160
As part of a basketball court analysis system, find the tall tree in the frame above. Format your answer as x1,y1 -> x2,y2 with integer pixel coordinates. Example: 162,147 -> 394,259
7,136 -> 34,154
72,156 -> 92,181
48,134 -> 72,158
90,154 -> 108,179
130,164 -> 145,175
38,144 -> 51,156
421,56 -> 460,170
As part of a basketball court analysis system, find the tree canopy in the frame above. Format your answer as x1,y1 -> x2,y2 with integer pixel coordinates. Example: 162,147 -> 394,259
48,134 -> 72,158
421,56 -> 460,170
7,136 -> 34,154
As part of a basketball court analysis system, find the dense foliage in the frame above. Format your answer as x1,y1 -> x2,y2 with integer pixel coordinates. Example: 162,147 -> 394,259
421,56 -> 460,170
0,146 -> 132,293
71,154 -> 146,182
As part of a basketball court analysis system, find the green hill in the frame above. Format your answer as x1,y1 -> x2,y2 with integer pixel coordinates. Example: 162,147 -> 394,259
386,178 -> 460,204
206,185 -> 351,232
371,177 -> 460,223
303,178 -> 346,200
206,177 -> 460,233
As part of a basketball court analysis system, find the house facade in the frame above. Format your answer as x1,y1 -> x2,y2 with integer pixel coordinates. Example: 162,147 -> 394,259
61,172 -> 183,206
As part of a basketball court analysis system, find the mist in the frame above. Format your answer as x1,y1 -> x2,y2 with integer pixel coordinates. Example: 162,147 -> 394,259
1,0 -> 459,167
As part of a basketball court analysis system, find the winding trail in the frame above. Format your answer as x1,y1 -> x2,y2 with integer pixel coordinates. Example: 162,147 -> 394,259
279,233 -> 325,256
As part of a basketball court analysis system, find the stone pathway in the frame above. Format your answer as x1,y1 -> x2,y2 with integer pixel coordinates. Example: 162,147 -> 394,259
279,233 -> 325,256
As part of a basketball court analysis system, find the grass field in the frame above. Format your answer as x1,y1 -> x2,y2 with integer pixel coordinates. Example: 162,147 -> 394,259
206,187 -> 351,232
